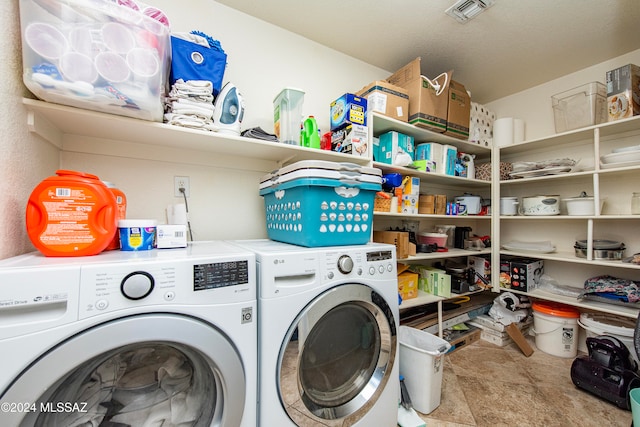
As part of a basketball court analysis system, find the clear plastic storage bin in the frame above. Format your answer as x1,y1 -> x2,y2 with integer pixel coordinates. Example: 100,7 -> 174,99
19,0 -> 170,122
551,82 -> 607,133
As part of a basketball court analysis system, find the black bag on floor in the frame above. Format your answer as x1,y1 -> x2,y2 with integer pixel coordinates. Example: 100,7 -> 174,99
570,335 -> 640,410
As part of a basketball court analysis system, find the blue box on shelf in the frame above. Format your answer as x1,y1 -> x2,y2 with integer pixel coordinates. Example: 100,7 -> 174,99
330,93 -> 367,131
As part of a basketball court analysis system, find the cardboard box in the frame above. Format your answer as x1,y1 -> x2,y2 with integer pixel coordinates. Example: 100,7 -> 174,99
444,80 -> 471,140
387,57 -> 452,133
397,264 -> 419,300
401,176 -> 420,214
504,257 -> 544,292
373,231 -> 415,259
156,224 -> 188,249
377,131 -> 414,165
331,124 -> 369,157
416,266 -> 448,296
356,80 -> 410,122
330,93 -> 367,130
606,64 -> 640,121
467,255 -> 491,287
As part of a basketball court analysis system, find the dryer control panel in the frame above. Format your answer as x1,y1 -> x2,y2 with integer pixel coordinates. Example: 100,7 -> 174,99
322,247 -> 396,281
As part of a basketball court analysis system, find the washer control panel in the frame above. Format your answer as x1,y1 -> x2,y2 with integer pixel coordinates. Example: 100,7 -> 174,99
77,256 -> 252,320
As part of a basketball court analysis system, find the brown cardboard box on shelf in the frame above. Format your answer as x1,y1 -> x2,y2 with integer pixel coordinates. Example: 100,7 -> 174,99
397,264 -> 419,300
356,80 -> 410,122
444,80 -> 471,140
373,231 -> 415,259
386,57 -> 451,133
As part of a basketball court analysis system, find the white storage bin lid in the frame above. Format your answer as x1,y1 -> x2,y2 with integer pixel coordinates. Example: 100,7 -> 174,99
260,160 -> 381,188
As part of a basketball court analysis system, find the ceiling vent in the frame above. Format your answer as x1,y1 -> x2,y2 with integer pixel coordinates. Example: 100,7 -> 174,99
445,0 -> 495,23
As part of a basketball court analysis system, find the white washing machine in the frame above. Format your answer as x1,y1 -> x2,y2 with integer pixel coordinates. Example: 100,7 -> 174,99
0,241 -> 257,427
231,239 -> 399,427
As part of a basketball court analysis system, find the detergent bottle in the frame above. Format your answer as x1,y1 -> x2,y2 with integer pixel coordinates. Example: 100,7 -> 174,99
103,181 -> 127,250
300,116 -> 321,149
26,170 -> 118,256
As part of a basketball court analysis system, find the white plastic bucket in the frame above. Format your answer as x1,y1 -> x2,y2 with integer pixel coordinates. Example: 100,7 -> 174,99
531,301 -> 580,358
578,312 -> 638,364
398,325 -> 451,415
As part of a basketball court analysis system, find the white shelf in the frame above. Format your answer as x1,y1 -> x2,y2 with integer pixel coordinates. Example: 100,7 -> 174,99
23,98 -> 371,167
374,212 -> 491,221
496,114 -> 640,321
399,291 -> 443,309
499,115 -> 640,156
500,250 -> 640,270
399,248 -> 491,262
373,162 -> 491,188
370,112 -> 491,157
506,288 -> 639,319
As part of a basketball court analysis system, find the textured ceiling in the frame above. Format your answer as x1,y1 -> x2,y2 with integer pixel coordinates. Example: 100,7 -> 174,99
216,0 -> 640,104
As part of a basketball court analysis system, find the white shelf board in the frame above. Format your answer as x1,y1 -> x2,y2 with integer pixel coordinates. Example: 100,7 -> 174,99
374,212 -> 491,221
370,112 -> 491,157
23,98 -> 371,166
506,288 -> 639,319
399,291 -> 443,309
499,115 -> 640,156
500,250 -> 640,270
399,248 -> 491,262
373,162 -> 491,187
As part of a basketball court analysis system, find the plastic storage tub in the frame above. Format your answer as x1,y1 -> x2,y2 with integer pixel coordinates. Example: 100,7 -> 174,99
578,312 -> 638,364
398,326 -> 451,415
552,82 -> 607,133
19,0 -> 170,121
259,161 -> 381,247
531,301 -> 580,358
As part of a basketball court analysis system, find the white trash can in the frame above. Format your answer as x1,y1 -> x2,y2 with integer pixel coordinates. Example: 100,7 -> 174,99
398,325 -> 451,414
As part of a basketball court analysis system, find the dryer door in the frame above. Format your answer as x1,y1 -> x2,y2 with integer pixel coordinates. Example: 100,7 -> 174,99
1,314 -> 247,427
279,283 -> 396,425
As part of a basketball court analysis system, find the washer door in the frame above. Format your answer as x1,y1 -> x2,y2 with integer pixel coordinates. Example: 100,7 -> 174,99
1,314 -> 247,427
279,284 -> 396,425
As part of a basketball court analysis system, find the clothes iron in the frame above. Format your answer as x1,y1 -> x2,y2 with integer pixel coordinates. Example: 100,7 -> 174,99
213,82 -> 245,135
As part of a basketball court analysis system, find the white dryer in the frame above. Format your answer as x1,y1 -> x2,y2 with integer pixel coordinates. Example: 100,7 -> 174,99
0,241 -> 257,427
231,240 -> 399,427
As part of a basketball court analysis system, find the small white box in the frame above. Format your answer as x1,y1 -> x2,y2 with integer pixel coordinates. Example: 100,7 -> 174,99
156,224 -> 187,249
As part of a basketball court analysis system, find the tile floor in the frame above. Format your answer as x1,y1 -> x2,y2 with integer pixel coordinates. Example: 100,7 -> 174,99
418,337 -> 632,427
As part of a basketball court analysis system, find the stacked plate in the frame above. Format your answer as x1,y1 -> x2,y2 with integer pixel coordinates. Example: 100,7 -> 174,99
600,144 -> 640,169
509,158 -> 579,178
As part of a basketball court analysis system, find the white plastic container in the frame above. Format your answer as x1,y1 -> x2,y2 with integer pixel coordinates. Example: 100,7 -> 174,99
118,219 -> 157,251
578,312 -> 638,364
531,301 -> 580,358
273,87 -> 305,145
398,326 -> 451,415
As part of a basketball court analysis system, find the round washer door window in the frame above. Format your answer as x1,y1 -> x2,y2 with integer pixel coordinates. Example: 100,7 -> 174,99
2,314 -> 246,427
279,284 -> 396,424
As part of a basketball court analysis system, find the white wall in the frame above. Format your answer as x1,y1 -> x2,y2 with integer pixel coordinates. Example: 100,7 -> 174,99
0,1 -> 60,259
486,49 -> 640,141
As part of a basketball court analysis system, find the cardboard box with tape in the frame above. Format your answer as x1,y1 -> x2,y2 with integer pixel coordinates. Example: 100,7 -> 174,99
356,80 -> 410,122
386,57 -> 451,134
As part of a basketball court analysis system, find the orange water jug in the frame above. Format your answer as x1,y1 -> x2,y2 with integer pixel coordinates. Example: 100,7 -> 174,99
103,181 -> 127,250
26,170 -> 118,257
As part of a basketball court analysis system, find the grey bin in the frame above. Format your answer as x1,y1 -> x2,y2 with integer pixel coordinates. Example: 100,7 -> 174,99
398,325 -> 451,414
